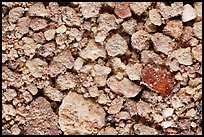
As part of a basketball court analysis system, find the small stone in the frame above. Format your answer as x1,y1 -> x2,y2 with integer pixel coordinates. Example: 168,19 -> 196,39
26,58 -> 48,78
30,18 -> 48,31
56,25 -> 67,34
152,113 -> 163,123
98,93 -> 109,105
43,86 -> 63,102
126,63 -> 143,80
107,76 -> 141,98
3,104 -> 16,116
122,18 -> 137,35
59,92 -> 106,135
44,29 -> 55,41
9,7 -> 24,23
170,96 -> 183,109
108,96 -> 124,114
74,57 -> 85,71
182,4 -> 196,22
105,34 -> 128,57
10,124 -> 21,135
131,30 -> 151,51
186,108 -> 196,117
28,2 -> 50,17
56,72 -> 77,90
130,2 -> 152,16
161,121 -> 174,129
134,124 -> 158,135
149,9 -> 162,26
193,21 -> 202,39
163,20 -> 183,39
194,2 -> 202,20
136,100 -> 151,117
162,108 -> 174,118
4,89 -> 17,101
114,2 -> 132,19
88,85 -> 100,98
27,83 -> 38,96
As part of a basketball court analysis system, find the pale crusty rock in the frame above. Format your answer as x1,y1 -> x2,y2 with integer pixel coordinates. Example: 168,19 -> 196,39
28,2 -> 50,17
22,90 -> 33,103
24,97 -> 61,135
27,83 -> 38,95
194,2 -> 202,20
79,40 -> 106,61
108,96 -> 124,114
151,33 -> 175,55
136,100 -> 151,117
193,21 -> 202,39
97,93 -> 109,105
130,2 -> 152,16
61,6 -> 82,27
144,18 -> 157,33
10,124 -> 21,135
88,85 -> 100,98
171,47 -> 193,65
149,9 -> 162,26
126,63 -> 143,80
4,89 -> 17,101
182,4 -> 196,22
43,86 -> 63,102
111,57 -> 126,72
192,44 -> 202,62
122,18 -> 137,35
134,124 -> 158,135
189,77 -> 202,87
22,37 -> 37,57
55,34 -> 67,45
124,99 -> 137,116
74,57 -> 85,71
2,54 -> 7,63
114,2 -> 132,19
69,28 -> 83,41
98,126 -> 118,135
182,26 -> 194,42
184,86 -> 195,95
186,108 -> 196,117
33,32 -> 46,44
105,34 -> 128,57
157,2 -> 183,20
59,92 -> 106,135
161,121 -> 174,129
30,18 -> 48,31
3,104 -> 16,116
37,42 -> 56,58
131,30 -> 151,51
26,58 -> 48,78
141,50 -> 164,65
162,108 -> 174,118
56,25 -> 67,34
107,76 -> 141,98
9,7 -> 24,23
168,59 -> 180,72
44,29 -> 55,41
16,17 -> 31,37
56,72 -> 77,90
114,111 -> 131,121
163,20 -> 183,39
170,96 -> 183,109
79,2 -> 102,19
152,113 -> 163,123
48,50 -> 74,77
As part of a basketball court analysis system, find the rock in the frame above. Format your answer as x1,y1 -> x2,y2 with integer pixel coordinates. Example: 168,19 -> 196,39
122,18 -> 137,35
44,29 -> 55,41
24,97 -> 61,135
162,108 -> 174,118
43,86 -> 63,102
107,76 -> 141,98
149,9 -> 162,26
16,17 -> 31,37
130,2 -> 152,16
191,45 -> 202,62
193,21 -> 202,39
10,124 -> 21,135
141,65 -> 175,96
88,85 -> 100,98
98,93 -> 109,105
114,2 -> 132,19
59,92 -> 106,135
161,121 -> 174,129
124,99 -> 138,116
9,7 -> 24,23
171,47 -> 193,65
30,18 -> 48,31
141,50 -> 164,65
194,2 -> 202,20
79,40 -> 106,61
4,88 -> 17,101
105,34 -> 128,57
37,42 -> 56,58
56,72 -> 77,90
108,96 -> 124,114
22,37 -> 37,57
3,104 -> 16,116
131,30 -> 151,51
28,2 -> 50,17
27,83 -> 38,96
98,126 -> 118,135
74,57 -> 85,71
152,113 -> 163,123
136,100 -> 151,117
79,2 -> 102,19
125,63 -> 143,80
26,58 -> 48,78
186,108 -> 196,117
170,95 -> 183,109
151,33 -> 175,55
134,124 -> 158,135
182,4 -> 196,22
163,20 -> 183,39
48,50 -> 74,77
56,25 -> 67,34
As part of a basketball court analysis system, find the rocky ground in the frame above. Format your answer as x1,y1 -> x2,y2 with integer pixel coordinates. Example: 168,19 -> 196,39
2,2 -> 202,135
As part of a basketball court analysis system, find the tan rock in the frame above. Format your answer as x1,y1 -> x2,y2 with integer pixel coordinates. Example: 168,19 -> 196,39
130,2 -> 152,16
182,4 -> 196,22
88,85 -> 100,98
170,95 -> 183,109
56,72 -> 77,90
9,7 -> 24,23
108,96 -> 124,114
44,29 -> 55,41
4,89 -> 17,101
149,9 -> 162,26
59,92 -> 106,135
27,83 -> 38,96
114,2 -> 132,19
163,20 -> 183,39
162,108 -> 174,118
22,37 -> 37,57
26,58 -> 48,78
98,93 -> 109,105
193,21 -> 202,39
74,57 -> 85,71
30,18 -> 48,31
134,124 -> 158,135
107,76 -> 141,98
3,104 -> 16,116
28,2 -> 50,17
56,25 -> 67,34
10,124 -> 21,135
98,126 -> 118,135
122,18 -> 137,35
126,63 -> 143,81
43,86 -> 63,102
105,34 -> 128,57
136,100 -> 151,117
186,108 -> 196,117
194,2 -> 202,20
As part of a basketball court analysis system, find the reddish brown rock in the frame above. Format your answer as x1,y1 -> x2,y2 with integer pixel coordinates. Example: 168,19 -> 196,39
114,2 -> 132,19
141,65 -> 175,96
